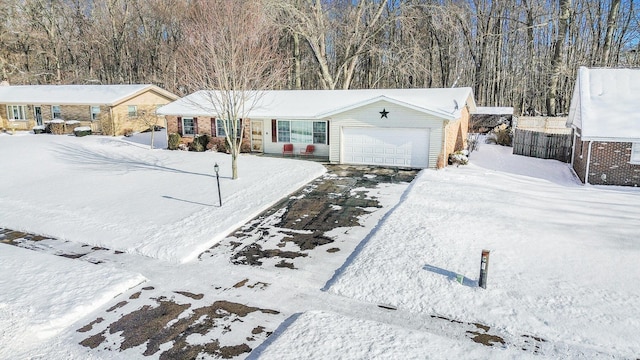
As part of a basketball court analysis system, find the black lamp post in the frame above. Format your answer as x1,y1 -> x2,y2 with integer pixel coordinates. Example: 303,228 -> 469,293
214,162 -> 221,206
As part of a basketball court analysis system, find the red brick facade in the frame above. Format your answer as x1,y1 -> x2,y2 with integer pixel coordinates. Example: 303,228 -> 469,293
166,115 -> 250,142
572,134 -> 640,186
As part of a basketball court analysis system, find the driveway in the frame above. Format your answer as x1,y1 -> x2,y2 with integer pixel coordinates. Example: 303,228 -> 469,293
3,165 -> 421,359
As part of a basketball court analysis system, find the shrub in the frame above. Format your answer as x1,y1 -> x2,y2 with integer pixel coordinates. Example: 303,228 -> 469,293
241,140 -> 252,153
33,125 -> 45,134
49,120 -> 65,135
73,127 -> 92,137
486,124 -> 513,146
168,133 -> 181,150
209,137 -> 229,153
449,150 -> 469,166
189,134 -> 210,152
122,128 -> 134,137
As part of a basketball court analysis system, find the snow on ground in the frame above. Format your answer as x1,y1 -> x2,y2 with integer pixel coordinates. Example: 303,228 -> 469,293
0,131 -> 325,263
0,244 -> 145,359
253,311 -> 539,360
325,143 -> 640,358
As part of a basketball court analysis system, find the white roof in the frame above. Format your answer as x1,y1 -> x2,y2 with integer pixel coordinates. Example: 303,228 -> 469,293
567,67 -> 640,141
0,84 -> 176,105
475,106 -> 513,115
158,88 -> 476,120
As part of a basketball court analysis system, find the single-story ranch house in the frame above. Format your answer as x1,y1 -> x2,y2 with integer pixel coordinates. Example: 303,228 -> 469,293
0,84 -> 178,135
158,88 -> 476,169
567,67 -> 640,186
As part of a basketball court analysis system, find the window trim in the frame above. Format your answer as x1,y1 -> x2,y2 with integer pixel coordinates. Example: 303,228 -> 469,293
631,143 -> 640,164
276,120 -> 327,144
216,119 -> 242,138
7,105 -> 27,121
90,106 -> 101,121
51,105 -> 61,119
182,117 -> 195,136
127,105 -> 138,118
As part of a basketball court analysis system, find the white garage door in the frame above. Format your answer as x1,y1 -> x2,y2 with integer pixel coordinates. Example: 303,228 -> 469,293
342,127 -> 430,168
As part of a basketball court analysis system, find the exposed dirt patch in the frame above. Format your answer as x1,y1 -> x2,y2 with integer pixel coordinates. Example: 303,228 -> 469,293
129,291 -> 141,299
247,281 -> 269,290
79,298 -> 279,359
231,243 -> 308,266
473,322 -> 491,332
106,301 -> 128,312
79,332 -> 105,349
58,252 -> 86,259
275,260 -> 295,269
77,317 -> 104,333
233,279 -> 249,288
467,331 -> 505,346
142,286 -> 155,291
174,291 -> 204,300
326,247 -> 340,253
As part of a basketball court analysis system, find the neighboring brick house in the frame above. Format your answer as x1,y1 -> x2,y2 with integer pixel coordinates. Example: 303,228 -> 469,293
159,88 -> 476,169
0,84 -> 178,135
567,67 -> 640,186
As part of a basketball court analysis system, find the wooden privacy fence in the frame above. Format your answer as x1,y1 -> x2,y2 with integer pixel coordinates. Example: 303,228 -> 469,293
512,129 -> 573,163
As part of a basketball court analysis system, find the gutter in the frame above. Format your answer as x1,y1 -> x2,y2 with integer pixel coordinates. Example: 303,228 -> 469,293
585,141 -> 593,185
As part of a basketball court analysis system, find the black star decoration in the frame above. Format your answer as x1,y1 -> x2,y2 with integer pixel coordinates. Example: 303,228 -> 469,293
380,108 -> 389,118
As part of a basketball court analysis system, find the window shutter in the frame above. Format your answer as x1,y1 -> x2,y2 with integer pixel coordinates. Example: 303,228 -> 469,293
211,117 -> 216,137
193,117 -> 198,135
177,116 -> 182,135
326,121 -> 330,145
272,119 -> 277,142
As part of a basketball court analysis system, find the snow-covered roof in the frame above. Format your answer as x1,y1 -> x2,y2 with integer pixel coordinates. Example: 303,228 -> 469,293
475,106 -> 513,115
567,67 -> 640,141
0,84 -> 177,106
158,88 -> 476,120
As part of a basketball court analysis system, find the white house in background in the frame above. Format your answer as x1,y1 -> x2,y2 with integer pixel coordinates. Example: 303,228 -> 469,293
158,88 -> 476,169
567,66 -> 640,186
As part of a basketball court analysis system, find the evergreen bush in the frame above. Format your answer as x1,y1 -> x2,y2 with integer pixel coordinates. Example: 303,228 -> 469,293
168,133 -> 181,150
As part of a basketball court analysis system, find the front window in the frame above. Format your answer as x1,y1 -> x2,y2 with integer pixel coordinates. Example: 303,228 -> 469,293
7,105 -> 27,120
182,117 -> 195,135
632,143 -> 640,163
216,119 -> 241,138
52,105 -> 61,119
128,105 -> 138,117
277,120 -> 327,144
90,106 -> 101,121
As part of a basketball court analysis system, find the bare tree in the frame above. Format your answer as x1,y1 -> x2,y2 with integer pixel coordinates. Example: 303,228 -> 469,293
547,0 -> 572,116
180,0 -> 286,179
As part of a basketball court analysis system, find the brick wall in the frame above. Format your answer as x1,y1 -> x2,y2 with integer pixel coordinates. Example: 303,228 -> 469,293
586,141 -> 640,186
440,106 -> 470,168
572,135 -> 588,183
167,115 -> 251,141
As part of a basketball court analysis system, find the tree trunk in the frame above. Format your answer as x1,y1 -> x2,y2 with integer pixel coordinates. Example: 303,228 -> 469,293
602,0 -> 621,66
547,0 -> 572,116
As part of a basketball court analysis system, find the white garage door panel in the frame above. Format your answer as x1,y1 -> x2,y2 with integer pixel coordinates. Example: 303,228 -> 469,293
342,127 -> 429,168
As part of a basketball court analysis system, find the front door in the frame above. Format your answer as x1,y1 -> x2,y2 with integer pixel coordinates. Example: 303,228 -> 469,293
251,120 -> 263,152
34,106 -> 42,126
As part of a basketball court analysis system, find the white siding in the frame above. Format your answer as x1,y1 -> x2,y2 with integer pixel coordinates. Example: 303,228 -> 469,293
329,100 -> 445,169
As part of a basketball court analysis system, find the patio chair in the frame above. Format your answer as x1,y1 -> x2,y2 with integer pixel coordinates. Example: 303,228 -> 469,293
300,144 -> 315,157
282,143 -> 294,156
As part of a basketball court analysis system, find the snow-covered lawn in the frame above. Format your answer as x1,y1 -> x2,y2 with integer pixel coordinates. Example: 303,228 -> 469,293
0,131 -> 325,263
2,130 -> 639,359
0,245 -> 145,359
325,143 -> 640,358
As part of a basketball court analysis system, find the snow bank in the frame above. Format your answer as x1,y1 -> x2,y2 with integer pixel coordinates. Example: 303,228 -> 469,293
0,245 -> 145,358
328,143 -> 640,357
